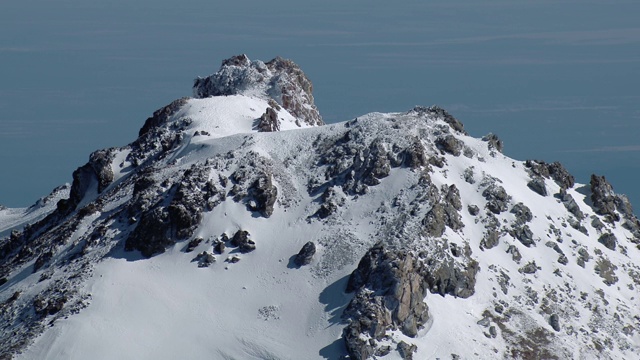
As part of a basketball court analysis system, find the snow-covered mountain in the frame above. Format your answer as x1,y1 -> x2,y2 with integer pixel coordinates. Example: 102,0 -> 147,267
1,55 -> 640,360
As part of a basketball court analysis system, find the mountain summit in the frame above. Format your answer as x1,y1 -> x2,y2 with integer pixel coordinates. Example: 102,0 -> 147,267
194,54 -> 324,128
1,56 -> 640,360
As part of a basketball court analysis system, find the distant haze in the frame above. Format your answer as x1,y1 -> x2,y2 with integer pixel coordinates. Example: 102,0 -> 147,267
1,0 -> 639,210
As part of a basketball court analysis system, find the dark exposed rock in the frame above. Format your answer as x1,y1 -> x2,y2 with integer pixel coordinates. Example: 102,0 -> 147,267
591,216 -> 605,231
186,237 -> 203,252
525,160 -> 575,190
214,240 -> 226,254
125,207 -> 171,257
507,245 -> 522,262
527,177 -> 548,197
482,184 -> 510,214
56,163 -> 97,216
482,133 -> 504,153
545,241 -> 564,255
512,224 -> 535,247
463,167 -> 476,184
445,185 -> 462,211
549,314 -> 561,332
519,261 -> 539,274
294,241 -> 316,266
598,233 -> 617,251
126,163 -> 221,257
410,106 -> 467,135
556,190 -> 584,220
358,138 -> 392,187
247,173 -> 278,217
558,254 -> 569,265
590,175 -> 620,222
33,250 -> 54,272
468,204 -> 480,216
397,341 -> 417,360
422,201 -> 464,237
423,204 -> 446,237
511,203 -> 533,225
33,295 -> 67,317
568,217 -> 589,235
194,251 -> 215,268
258,106 -> 280,132
480,216 -> 501,250
193,55 -> 324,127
435,135 -> 464,156
343,244 -> 430,358
138,97 -> 189,137
231,230 -> 255,253
403,141 -> 428,169
89,149 -> 115,193
423,258 -> 479,298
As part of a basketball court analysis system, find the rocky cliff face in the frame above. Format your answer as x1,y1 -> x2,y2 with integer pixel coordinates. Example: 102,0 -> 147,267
1,55 -> 640,360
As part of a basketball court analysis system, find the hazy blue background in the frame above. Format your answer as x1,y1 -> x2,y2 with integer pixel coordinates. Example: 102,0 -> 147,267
1,0 -> 639,210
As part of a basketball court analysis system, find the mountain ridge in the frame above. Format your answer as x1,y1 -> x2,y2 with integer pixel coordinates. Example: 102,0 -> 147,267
1,55 -> 639,360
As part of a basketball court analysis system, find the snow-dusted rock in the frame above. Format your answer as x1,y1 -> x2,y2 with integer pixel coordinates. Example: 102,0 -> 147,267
1,55 -> 640,360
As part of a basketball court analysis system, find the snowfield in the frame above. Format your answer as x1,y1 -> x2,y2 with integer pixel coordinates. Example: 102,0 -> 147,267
2,56 -> 640,360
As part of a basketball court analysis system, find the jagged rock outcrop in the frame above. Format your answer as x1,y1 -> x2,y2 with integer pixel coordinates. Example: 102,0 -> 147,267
435,134 -> 464,156
258,106 -> 280,132
230,230 -> 255,253
598,233 -> 617,251
483,183 -> 510,214
482,133 -> 504,153
343,244 -> 429,358
409,106 -> 467,135
3,54 -> 640,360
511,203 -> 533,225
556,189 -> 584,220
193,54 -> 324,127
247,173 -> 278,217
125,164 -> 220,257
138,97 -> 189,137
512,224 -> 535,247
422,202 -> 463,237
525,160 -> 575,190
403,140 -> 429,169
590,175 -> 620,222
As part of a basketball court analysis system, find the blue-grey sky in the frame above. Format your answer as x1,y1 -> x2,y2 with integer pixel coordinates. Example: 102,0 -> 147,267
1,0 -> 639,210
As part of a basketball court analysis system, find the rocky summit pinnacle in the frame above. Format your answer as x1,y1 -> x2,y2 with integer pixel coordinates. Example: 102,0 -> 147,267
193,54 -> 324,127
1,55 -> 640,360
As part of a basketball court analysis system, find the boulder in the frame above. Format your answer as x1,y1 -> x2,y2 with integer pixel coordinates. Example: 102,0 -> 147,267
512,224 -> 535,247
511,203 -> 533,225
231,230 -> 256,253
549,314 -> 561,332
598,233 -> 617,251
483,184 -> 510,214
527,177 -> 548,197
435,135 -> 464,156
186,237 -> 203,253
294,241 -> 316,266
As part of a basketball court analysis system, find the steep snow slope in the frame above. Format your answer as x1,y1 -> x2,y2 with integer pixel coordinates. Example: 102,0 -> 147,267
2,56 -> 640,360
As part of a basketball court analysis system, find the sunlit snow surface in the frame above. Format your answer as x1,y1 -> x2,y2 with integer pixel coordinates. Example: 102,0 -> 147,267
5,95 -> 640,359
